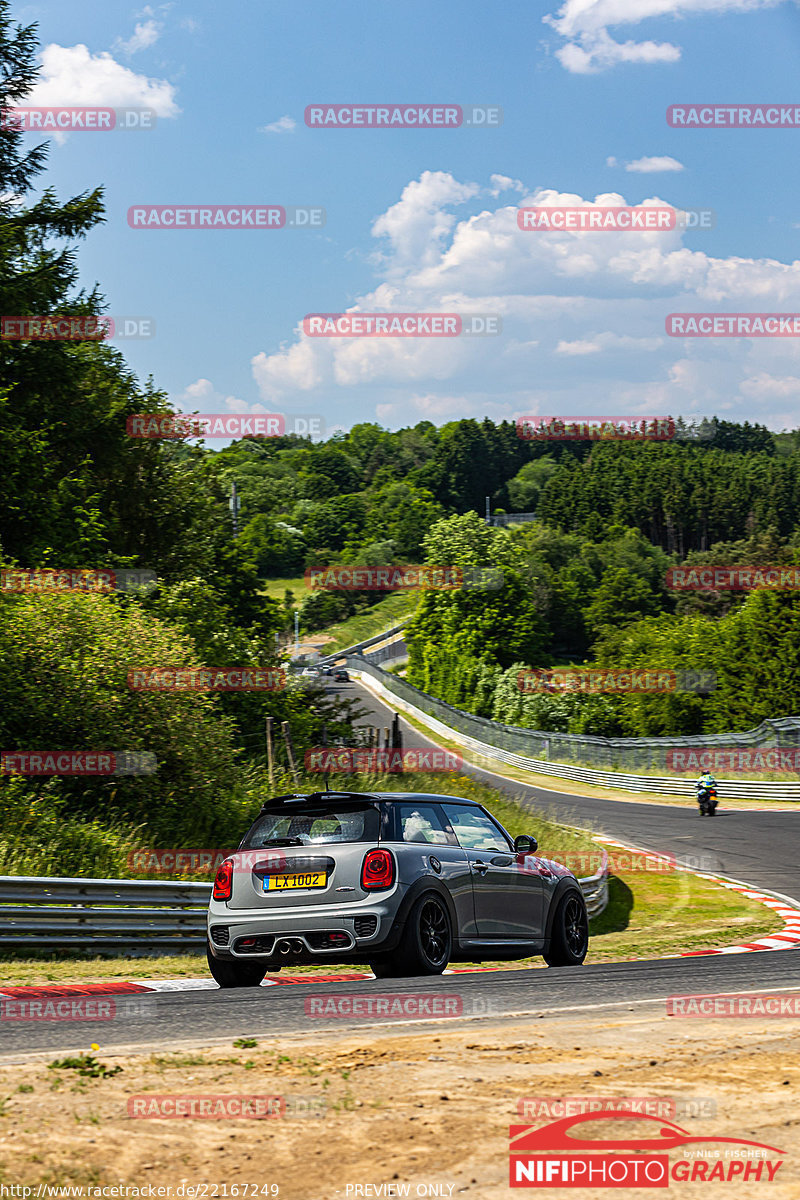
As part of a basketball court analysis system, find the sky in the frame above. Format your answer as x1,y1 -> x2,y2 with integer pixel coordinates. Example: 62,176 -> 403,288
11,0 -> 800,436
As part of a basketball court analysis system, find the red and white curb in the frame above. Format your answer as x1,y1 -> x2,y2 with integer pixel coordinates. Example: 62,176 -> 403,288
1,840 -> 796,1002
598,834 -> 800,956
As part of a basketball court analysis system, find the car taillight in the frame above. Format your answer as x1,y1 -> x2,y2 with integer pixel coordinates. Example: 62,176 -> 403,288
213,858 -> 234,901
361,848 -> 394,890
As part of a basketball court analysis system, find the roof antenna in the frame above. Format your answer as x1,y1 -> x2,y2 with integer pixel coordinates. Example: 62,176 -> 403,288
321,720 -> 330,794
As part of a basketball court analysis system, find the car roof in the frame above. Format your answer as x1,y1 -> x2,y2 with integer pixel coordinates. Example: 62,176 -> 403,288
259,790 -> 482,808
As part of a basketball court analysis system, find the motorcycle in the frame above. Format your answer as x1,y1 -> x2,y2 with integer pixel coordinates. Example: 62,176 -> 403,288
696,782 -> 718,816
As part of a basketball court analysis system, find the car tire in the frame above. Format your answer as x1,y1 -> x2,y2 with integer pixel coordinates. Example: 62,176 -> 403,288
543,892 -> 589,967
369,959 -> 397,978
206,942 -> 269,988
371,893 -> 452,977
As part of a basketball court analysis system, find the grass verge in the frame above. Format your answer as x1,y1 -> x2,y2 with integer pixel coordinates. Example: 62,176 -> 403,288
322,592 -> 416,651
259,576 -> 307,601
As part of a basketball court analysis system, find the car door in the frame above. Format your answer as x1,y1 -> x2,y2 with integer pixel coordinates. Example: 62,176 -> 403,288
441,803 -> 544,939
393,801 -> 477,936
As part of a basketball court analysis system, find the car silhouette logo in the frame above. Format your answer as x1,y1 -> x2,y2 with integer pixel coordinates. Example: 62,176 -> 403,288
510,1109 -> 784,1155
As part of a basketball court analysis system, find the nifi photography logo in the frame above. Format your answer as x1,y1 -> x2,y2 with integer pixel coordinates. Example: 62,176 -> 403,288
508,1109 -> 785,1187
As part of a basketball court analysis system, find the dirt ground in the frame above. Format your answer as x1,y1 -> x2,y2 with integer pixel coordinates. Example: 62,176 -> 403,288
0,1002 -> 798,1199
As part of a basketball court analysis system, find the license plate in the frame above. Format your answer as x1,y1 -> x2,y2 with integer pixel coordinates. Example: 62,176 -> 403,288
262,872 -> 326,892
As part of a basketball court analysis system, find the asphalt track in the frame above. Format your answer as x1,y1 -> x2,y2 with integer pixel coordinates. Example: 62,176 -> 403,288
2,950 -> 799,1058
338,676 -> 800,901
0,676 -> 797,1059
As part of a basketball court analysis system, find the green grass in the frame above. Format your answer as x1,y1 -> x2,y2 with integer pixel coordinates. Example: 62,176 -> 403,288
259,575 -> 307,602
322,591 -> 417,651
583,867 -> 781,959
257,577 -> 414,650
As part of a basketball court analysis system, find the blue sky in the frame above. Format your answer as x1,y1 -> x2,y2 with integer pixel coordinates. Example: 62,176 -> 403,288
13,0 -> 800,433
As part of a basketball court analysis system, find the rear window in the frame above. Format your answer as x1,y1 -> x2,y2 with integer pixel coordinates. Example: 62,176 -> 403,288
241,800 -> 380,848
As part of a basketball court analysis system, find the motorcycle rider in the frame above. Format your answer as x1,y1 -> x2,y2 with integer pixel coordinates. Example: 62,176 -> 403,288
695,769 -> 717,811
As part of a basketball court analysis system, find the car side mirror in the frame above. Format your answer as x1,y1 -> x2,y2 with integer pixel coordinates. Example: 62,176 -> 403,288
514,834 -> 538,854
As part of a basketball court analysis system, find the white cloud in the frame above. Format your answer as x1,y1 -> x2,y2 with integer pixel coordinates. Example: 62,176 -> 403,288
626,155 -> 684,173
29,43 -> 180,117
377,393 -> 513,423
556,332 -> 663,354
247,171 -> 800,430
543,0 -> 777,73
115,19 -> 161,56
606,156 -> 618,167
740,372 -> 800,399
489,174 -> 525,196
371,170 -> 480,277
259,115 -> 296,134
175,378 -> 260,414
553,28 -> 681,74
251,337 -> 323,400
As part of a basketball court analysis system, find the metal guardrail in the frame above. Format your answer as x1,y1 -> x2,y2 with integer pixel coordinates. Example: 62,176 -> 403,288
577,850 -> 609,919
318,623 -> 408,666
0,876 -> 210,953
0,854 -> 608,952
489,512 -> 538,527
347,658 -> 800,801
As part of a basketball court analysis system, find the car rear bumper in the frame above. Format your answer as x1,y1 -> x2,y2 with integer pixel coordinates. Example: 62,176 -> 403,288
207,896 -> 401,961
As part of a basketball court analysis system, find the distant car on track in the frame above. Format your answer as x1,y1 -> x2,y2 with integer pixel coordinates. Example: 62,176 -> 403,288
334,669 -> 350,682
206,790 -> 589,987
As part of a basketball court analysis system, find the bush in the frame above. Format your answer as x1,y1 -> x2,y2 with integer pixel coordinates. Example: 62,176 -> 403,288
0,591 -> 246,843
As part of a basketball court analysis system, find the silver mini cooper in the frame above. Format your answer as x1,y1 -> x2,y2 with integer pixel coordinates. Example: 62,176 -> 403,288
206,790 -> 589,986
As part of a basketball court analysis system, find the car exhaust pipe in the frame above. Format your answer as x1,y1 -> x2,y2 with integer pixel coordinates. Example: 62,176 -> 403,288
277,938 -> 304,956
